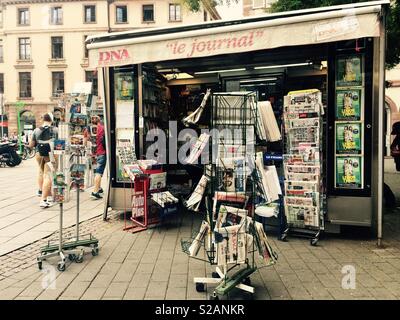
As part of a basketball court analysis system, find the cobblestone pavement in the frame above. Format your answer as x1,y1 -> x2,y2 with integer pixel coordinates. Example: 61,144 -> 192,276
0,205 -> 399,300
0,161 -> 399,300
0,158 -> 105,256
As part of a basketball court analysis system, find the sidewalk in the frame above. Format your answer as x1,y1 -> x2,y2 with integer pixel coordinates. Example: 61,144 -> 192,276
0,159 -> 104,256
0,161 -> 399,300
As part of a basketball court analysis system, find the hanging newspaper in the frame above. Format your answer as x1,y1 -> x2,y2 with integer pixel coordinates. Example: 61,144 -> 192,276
215,224 -> 250,266
188,220 -> 210,257
184,174 -> 209,212
184,133 -> 210,164
285,204 -> 320,228
182,89 -> 211,126
253,222 -> 278,265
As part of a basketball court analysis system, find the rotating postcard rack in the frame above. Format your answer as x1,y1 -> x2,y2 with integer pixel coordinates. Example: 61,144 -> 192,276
37,92 -> 99,272
282,89 -> 326,246
181,92 -> 278,300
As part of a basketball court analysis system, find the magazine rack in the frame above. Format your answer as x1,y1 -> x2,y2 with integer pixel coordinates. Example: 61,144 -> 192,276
37,93 -> 99,272
182,92 -> 278,299
281,89 -> 326,246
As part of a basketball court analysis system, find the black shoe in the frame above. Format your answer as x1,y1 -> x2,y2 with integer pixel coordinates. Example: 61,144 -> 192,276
37,190 -> 42,197
91,192 -> 102,200
98,188 -> 104,194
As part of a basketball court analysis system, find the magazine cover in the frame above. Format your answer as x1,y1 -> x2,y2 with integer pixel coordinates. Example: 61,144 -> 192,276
335,122 -> 362,154
336,55 -> 363,87
335,156 -> 363,189
115,72 -> 134,101
336,89 -> 362,121
217,157 -> 246,192
54,139 -> 66,152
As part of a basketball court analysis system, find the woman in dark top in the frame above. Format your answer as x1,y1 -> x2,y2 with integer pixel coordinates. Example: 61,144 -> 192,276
391,121 -> 400,172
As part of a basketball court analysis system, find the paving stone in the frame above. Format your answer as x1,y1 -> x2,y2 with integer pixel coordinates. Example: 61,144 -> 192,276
165,287 -> 187,300
145,281 -> 168,299
124,287 -> 147,300
80,287 -> 107,300
60,281 -> 90,298
103,282 -> 128,298
129,273 -> 152,288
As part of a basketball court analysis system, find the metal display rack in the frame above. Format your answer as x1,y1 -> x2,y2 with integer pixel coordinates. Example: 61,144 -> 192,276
281,89 -> 326,246
37,93 -> 99,272
182,92 -> 278,300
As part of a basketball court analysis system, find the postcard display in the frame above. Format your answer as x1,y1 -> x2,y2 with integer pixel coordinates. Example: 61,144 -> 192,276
37,93 -> 99,272
283,89 -> 325,245
334,55 -> 364,190
182,92 -> 278,299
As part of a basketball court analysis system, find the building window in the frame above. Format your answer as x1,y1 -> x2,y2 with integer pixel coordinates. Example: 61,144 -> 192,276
18,38 -> 31,60
52,72 -> 64,96
84,5 -> 96,23
85,71 -> 98,96
169,4 -> 181,22
51,37 -> 63,59
18,8 -> 30,25
116,5 -> 127,23
19,72 -> 31,98
0,74 -> 4,94
0,45 -> 3,63
143,4 -> 154,22
50,7 -> 63,25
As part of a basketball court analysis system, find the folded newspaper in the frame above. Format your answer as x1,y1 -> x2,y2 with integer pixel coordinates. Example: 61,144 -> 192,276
182,89 -> 211,126
254,222 -> 278,265
184,174 -> 209,212
184,133 -> 210,164
188,220 -> 210,257
151,191 -> 179,208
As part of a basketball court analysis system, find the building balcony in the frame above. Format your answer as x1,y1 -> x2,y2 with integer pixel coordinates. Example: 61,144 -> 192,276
14,59 -> 34,69
47,59 -> 67,68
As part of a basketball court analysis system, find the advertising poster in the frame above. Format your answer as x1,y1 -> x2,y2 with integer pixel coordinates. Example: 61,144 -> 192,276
115,72 -> 134,101
336,55 -> 363,87
335,156 -> 363,189
335,89 -> 362,121
335,122 -> 362,154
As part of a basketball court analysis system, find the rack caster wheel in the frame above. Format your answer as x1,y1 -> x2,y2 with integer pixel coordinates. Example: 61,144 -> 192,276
37,261 -> 42,270
75,255 -> 84,263
212,272 -> 219,279
310,238 -> 318,246
209,293 -> 219,300
195,283 -> 205,292
91,248 -> 99,256
68,254 -> 76,261
57,262 -> 66,272
242,277 -> 251,286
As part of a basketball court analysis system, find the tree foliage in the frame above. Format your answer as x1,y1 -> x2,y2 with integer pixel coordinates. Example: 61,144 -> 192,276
270,0 -> 400,68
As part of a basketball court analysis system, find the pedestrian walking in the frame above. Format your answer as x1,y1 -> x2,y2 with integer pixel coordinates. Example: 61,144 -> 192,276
29,113 -> 58,208
391,121 -> 400,172
90,116 -> 106,199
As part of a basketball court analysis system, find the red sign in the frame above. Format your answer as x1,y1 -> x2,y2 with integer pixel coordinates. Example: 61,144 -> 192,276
98,49 -> 130,65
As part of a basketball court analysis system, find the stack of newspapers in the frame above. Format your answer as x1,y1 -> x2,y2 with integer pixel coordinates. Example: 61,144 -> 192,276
283,89 -> 323,229
254,101 -> 282,142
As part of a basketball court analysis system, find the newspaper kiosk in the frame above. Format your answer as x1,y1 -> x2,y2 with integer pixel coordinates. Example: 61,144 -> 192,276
86,1 -> 389,243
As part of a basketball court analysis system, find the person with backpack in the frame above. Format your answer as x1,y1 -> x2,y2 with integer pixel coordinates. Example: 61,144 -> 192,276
90,116 -> 106,199
29,113 -> 58,208
391,121 -> 400,172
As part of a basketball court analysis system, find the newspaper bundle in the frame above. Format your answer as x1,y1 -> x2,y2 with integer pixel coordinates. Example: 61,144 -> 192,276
255,101 -> 282,142
254,222 -> 278,265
